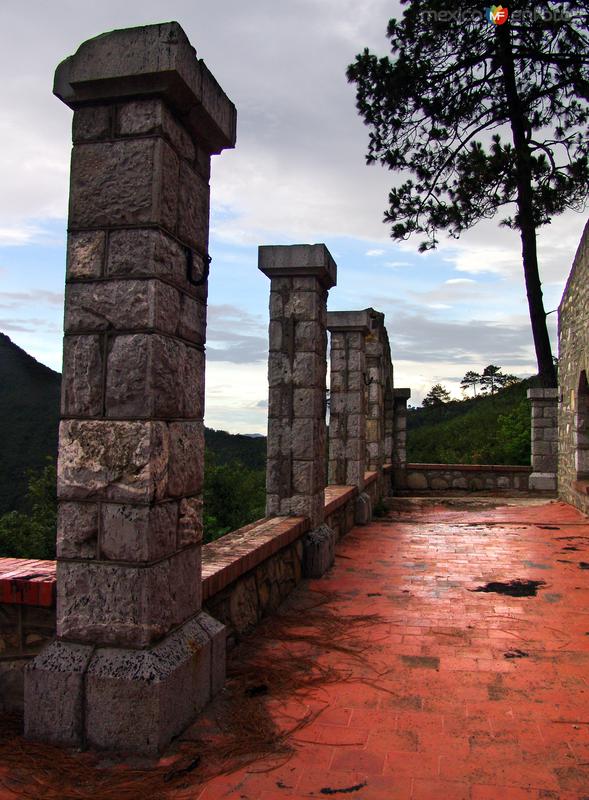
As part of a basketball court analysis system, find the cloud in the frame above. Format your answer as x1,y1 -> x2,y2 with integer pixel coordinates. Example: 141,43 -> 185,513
385,260 -> 412,268
0,290 -> 64,309
0,317 -> 61,333
366,248 -> 385,256
206,304 -> 267,364
445,278 -> 476,285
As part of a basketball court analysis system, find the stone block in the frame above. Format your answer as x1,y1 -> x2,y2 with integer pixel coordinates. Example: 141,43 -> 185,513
292,459 -> 324,494
0,605 -> 20,656
177,162 -> 209,250
84,614 -> 213,754
302,524 -> 335,578
100,501 -> 178,561
285,492 -> 324,528
431,478 -> 449,490
58,419 -> 169,502
65,279 -> 180,335
24,641 -> 94,746
72,105 -> 112,142
292,419 -> 324,460
227,574 -> 260,634
61,335 -> 104,417
529,473 -> 557,492
0,661 -> 25,713
293,387 -> 325,418
118,98 -> 196,162
57,547 -> 201,647
57,501 -> 99,558
66,230 -> 106,279
259,244 -> 337,289
106,229 -> 206,298
178,496 -> 204,547
295,321 -> 324,353
354,492 -> 372,525
105,334 -> 203,419
178,294 -> 207,345
196,612 -> 226,695
407,472 -> 428,490
293,352 -> 325,387
69,138 -> 178,231
168,421 -> 204,497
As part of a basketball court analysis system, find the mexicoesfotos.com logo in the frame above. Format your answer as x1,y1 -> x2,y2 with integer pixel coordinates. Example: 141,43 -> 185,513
486,5 -> 509,24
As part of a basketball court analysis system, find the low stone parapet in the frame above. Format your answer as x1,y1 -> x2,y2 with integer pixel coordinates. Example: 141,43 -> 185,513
402,463 -> 533,493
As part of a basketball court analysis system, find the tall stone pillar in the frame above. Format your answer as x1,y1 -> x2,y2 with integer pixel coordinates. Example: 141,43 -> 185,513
365,311 -> 386,477
528,388 -> 559,491
25,23 -> 236,754
259,244 -> 337,577
392,388 -> 411,491
327,310 -> 372,523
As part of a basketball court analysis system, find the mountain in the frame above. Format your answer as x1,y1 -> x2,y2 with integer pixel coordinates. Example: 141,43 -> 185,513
0,333 -> 61,514
0,333 -> 267,515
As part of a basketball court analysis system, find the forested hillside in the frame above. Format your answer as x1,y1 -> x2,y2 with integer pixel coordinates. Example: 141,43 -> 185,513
408,378 -> 536,465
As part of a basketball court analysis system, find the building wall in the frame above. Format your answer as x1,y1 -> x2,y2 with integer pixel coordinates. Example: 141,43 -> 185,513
558,220 -> 589,515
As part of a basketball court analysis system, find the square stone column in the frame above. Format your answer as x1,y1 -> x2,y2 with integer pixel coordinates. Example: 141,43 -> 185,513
327,310 -> 372,523
259,244 -> 337,577
392,389 -> 411,491
528,388 -> 559,492
25,22 -> 236,754
365,311 -> 387,480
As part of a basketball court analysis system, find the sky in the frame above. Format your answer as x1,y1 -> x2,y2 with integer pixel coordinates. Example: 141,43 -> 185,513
0,0 -> 587,434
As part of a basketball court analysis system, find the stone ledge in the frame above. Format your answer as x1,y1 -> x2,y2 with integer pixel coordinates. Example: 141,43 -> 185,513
364,470 -> 379,486
324,485 -> 357,517
201,516 -> 309,600
0,560 -> 56,607
407,463 -> 532,474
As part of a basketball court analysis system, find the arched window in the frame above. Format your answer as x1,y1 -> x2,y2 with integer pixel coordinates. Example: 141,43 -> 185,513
575,371 -> 589,479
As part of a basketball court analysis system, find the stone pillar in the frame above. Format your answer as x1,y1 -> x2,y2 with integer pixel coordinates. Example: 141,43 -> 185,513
259,244 -> 337,577
392,389 -> 411,491
327,310 -> 371,523
528,388 -> 559,492
25,23 -> 236,754
365,311 -> 386,478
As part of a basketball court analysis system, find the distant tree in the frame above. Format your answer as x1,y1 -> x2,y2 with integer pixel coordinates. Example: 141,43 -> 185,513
347,1 -> 589,388
460,370 -> 482,397
203,450 -> 265,543
423,383 -> 452,407
479,364 -> 509,395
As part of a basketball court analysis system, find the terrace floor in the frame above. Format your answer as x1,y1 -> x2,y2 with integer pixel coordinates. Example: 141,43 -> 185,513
3,496 -> 589,800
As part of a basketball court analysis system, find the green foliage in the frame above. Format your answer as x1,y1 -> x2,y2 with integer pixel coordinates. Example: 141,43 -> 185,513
204,428 -> 266,471
203,450 -> 266,543
422,383 -> 451,407
0,460 -> 57,559
460,370 -> 481,397
408,379 -> 532,465
0,333 -> 60,515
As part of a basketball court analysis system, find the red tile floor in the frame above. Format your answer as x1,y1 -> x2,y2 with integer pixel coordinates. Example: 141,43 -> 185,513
3,497 -> 589,800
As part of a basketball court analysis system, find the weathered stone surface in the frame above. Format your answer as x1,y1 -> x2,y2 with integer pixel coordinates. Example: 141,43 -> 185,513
302,524 -> 335,578
58,420 -> 169,502
105,334 -> 203,419
57,547 -> 201,647
354,492 -> 372,525
66,230 -> 105,278
65,279 -> 181,335
118,98 -> 196,162
0,661 -> 25,713
168,422 -> 204,496
24,641 -> 93,746
259,244 -> 337,288
54,23 -> 237,154
196,612 -> 226,695
69,139 -> 178,231
177,162 -> 209,250
100,501 -> 178,561
407,472 -> 428,490
84,614 -> 213,754
178,497 -> 204,547
57,501 -> 98,558
530,473 -> 558,492
72,105 -> 112,142
61,335 -> 103,417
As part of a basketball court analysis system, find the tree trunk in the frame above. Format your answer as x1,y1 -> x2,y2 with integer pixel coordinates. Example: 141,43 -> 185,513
496,24 -> 557,388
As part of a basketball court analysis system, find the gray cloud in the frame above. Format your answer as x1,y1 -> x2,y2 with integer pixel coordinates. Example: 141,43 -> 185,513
0,290 -> 64,309
206,304 -> 267,363
0,317 -> 61,333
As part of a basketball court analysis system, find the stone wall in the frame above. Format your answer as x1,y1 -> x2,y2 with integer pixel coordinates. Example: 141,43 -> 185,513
403,463 -> 532,493
558,219 -> 589,515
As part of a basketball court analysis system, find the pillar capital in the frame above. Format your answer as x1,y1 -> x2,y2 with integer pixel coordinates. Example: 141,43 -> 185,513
54,22 -> 236,154
327,310 -> 371,333
394,388 -> 411,401
258,244 -> 337,289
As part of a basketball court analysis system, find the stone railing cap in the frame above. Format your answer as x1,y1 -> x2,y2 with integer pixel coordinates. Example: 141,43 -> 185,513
54,21 -> 236,154
327,310 -> 371,332
258,243 -> 337,289
527,388 -> 559,400
393,387 -> 411,399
